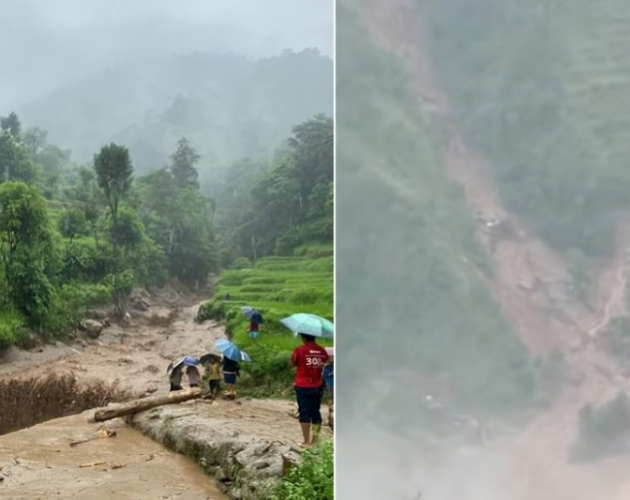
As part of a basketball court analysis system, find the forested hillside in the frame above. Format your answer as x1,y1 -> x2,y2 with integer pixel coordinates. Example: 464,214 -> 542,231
0,108 -> 332,347
336,3 -> 534,416
19,49 -> 333,181
338,0 -> 630,434
421,0 -> 630,258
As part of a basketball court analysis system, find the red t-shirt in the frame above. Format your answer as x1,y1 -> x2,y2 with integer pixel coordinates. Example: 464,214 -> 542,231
291,342 -> 329,388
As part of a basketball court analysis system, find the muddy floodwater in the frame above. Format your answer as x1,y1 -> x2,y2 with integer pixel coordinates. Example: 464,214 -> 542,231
0,411 -> 226,499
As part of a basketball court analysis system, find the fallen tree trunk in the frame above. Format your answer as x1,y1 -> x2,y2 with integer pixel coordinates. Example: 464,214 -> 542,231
91,388 -> 201,422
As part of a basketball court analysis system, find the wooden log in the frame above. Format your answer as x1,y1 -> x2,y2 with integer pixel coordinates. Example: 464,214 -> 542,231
92,388 -> 201,422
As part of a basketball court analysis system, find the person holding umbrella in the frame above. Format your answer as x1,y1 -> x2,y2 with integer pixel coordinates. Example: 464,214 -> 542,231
168,364 -> 184,392
214,338 -> 251,398
280,313 -> 333,445
166,356 -> 199,391
200,353 -> 222,397
241,306 -> 264,339
222,355 -> 240,396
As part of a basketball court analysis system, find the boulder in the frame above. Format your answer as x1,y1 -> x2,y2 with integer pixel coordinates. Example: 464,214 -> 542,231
130,406 -> 302,499
129,288 -> 152,311
82,319 -> 103,339
86,309 -> 108,321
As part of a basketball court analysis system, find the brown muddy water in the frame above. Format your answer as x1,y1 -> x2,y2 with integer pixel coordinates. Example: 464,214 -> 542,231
0,412 -> 226,499
0,373 -> 133,436
0,374 -> 225,499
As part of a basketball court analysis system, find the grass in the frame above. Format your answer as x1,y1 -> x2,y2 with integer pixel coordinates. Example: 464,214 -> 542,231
270,439 -> 334,500
197,244 -> 333,397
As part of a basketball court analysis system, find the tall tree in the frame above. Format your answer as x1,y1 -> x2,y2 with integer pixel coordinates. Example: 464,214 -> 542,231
0,131 -> 39,184
0,181 -> 55,327
0,112 -> 21,137
136,168 -> 217,285
93,143 -> 133,224
170,137 -> 200,189
22,127 -> 48,158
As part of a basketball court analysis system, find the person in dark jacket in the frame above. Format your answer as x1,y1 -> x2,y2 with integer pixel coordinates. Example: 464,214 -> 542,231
249,310 -> 263,339
222,356 -> 240,396
169,365 -> 183,392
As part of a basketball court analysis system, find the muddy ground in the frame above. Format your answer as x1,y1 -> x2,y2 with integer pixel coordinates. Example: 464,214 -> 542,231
0,284 -> 331,499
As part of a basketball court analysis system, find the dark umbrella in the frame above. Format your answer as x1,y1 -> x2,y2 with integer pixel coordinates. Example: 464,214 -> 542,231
240,306 -> 257,320
199,353 -> 222,365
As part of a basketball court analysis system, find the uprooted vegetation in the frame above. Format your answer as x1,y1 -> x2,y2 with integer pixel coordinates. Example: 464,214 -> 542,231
0,372 -> 133,436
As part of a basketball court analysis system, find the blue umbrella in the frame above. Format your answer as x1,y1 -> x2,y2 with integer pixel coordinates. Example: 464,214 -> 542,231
215,339 -> 251,362
241,306 -> 264,324
280,313 -> 334,339
166,355 -> 199,373
241,306 -> 257,320
183,356 -> 199,367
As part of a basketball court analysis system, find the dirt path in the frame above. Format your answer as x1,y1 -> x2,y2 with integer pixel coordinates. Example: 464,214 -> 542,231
353,0 -> 630,498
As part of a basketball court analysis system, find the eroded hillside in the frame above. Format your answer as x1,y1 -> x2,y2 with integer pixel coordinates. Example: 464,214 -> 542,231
337,0 -> 630,498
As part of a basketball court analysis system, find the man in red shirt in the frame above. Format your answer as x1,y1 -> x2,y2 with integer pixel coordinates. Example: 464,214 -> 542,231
289,333 -> 329,447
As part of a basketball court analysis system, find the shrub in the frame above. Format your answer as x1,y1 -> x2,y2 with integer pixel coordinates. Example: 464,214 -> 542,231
0,309 -> 25,349
270,440 -> 333,500
231,257 -> 252,269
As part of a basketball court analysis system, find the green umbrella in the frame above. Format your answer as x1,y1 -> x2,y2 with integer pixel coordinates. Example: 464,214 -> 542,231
280,313 -> 334,339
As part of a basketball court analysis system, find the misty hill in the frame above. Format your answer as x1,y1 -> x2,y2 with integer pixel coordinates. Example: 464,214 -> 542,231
338,0 -> 630,428
19,49 -> 332,178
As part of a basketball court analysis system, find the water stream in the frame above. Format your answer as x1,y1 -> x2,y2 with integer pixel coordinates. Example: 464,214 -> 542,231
0,411 -> 226,499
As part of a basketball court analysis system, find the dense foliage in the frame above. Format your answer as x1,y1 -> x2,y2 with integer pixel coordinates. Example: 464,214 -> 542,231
196,115 -> 333,396
270,440 -> 334,500
0,113 -> 214,344
0,108 -> 332,349
197,246 -> 333,396
211,114 -> 333,265
420,0 -> 630,258
336,3 -> 536,420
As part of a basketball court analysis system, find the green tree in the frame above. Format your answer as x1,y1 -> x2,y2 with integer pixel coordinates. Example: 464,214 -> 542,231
0,112 -> 21,137
93,143 -> 133,224
169,137 -> 200,189
22,127 -> 48,158
288,114 -> 334,199
0,131 -> 39,184
58,207 -> 89,241
109,206 -> 145,256
0,181 -> 55,327
136,168 -> 216,286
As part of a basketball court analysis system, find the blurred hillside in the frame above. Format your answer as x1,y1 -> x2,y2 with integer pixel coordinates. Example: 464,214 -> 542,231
19,49 -> 333,181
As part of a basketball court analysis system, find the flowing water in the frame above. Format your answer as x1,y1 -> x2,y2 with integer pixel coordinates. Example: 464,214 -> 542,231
0,412 -> 226,499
